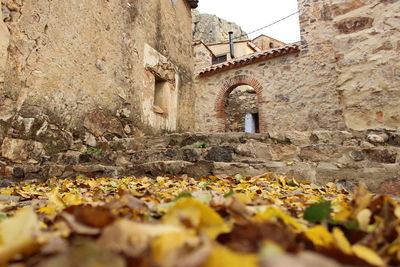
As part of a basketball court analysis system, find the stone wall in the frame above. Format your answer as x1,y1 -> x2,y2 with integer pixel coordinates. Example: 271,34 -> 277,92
194,51 -> 345,132
2,130 -> 400,195
0,0 -> 196,156
193,42 -> 214,73
194,0 -> 400,134
332,0 -> 400,130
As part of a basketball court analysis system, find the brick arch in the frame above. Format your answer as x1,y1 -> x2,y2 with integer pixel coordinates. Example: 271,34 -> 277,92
215,75 -> 267,132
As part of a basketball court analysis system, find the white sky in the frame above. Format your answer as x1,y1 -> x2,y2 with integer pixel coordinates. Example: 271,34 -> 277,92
197,0 -> 301,44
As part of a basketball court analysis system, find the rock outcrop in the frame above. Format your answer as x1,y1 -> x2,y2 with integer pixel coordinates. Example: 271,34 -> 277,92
192,10 -> 248,43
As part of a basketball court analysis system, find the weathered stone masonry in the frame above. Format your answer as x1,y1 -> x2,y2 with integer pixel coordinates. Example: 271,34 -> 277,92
0,0 -> 199,182
214,75 -> 267,132
0,0 -> 400,194
190,0 -> 400,193
194,0 -> 400,133
0,0 -> 197,148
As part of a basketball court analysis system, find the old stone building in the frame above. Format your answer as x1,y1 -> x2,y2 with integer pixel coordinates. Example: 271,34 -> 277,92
190,0 -> 400,193
0,0 -> 198,150
193,35 -> 287,132
194,0 -> 400,134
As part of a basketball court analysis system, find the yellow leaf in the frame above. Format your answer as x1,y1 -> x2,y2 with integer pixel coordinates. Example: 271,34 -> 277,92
0,187 -> 14,196
304,226 -> 334,247
278,177 -> 287,186
47,189 -> 66,210
235,193 -> 251,204
204,245 -> 258,267
253,207 -> 305,232
99,219 -> 185,258
332,202 -> 352,222
62,192 -> 82,206
357,209 -> 372,232
0,207 -> 40,264
352,245 -> 385,266
332,227 -> 352,255
152,232 -> 193,264
354,186 -> 372,216
37,206 -> 57,217
163,198 -> 231,239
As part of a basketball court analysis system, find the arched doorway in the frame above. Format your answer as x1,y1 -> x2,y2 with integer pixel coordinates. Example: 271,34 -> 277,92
215,75 -> 266,132
225,85 -> 259,132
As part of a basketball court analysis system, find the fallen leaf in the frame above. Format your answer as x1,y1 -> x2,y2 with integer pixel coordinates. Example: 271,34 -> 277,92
163,198 -> 231,239
332,227 -> 352,255
357,209 -> 372,232
304,226 -> 334,248
304,201 -> 332,223
352,245 -> 385,266
203,244 -> 258,267
0,207 -> 41,264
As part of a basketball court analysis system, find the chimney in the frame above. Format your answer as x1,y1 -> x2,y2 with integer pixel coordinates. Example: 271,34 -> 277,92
228,31 -> 235,59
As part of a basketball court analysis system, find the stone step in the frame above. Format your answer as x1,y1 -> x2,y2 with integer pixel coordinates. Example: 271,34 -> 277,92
1,131 -> 400,195
1,159 -> 400,193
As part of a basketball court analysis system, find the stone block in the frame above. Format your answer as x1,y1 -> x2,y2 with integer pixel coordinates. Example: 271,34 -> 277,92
299,144 -> 344,162
72,164 -> 106,173
284,131 -> 312,145
311,130 -> 353,144
367,133 -> 389,144
135,161 -> 194,176
349,150 -> 366,161
235,141 -> 271,159
213,162 -> 270,177
330,0 -> 368,16
111,138 -> 146,151
388,132 -> 400,146
205,146 -> 234,162
84,110 -> 124,137
48,165 -> 65,178
335,17 -> 374,34
0,166 -> 13,178
182,148 -> 200,162
235,141 -> 298,161
0,179 -> 16,188
1,138 -> 44,163
13,167 -> 25,179
377,178 -> 400,196
366,149 -> 397,163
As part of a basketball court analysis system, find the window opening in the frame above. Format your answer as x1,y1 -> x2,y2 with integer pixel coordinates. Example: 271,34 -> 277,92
153,76 -> 169,114
212,54 -> 228,65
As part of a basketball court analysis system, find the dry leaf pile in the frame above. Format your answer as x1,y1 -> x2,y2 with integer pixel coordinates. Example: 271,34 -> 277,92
0,173 -> 400,267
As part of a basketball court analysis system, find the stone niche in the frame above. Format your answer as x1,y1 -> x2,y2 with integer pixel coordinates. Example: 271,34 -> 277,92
143,44 -> 179,132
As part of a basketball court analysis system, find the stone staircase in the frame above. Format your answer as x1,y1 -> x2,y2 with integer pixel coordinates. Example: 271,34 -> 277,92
1,130 -> 400,193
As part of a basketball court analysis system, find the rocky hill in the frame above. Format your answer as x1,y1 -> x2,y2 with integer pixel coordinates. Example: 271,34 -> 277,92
192,10 -> 248,43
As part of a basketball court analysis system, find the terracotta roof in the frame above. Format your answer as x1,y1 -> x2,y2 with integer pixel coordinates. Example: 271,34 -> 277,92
198,43 -> 300,77
186,0 -> 199,8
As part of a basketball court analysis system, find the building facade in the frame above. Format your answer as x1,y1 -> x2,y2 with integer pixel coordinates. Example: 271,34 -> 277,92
0,0 -> 198,156
194,0 -> 400,133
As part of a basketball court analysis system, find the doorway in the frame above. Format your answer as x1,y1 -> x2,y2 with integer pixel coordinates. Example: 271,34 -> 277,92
224,85 -> 260,133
